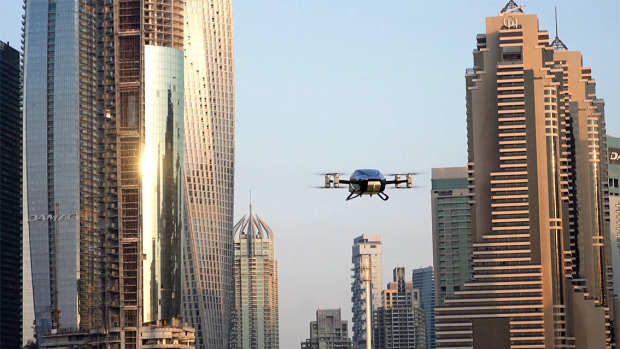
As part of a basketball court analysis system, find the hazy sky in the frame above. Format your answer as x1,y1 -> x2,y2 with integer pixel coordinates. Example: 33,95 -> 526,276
2,0 -> 619,347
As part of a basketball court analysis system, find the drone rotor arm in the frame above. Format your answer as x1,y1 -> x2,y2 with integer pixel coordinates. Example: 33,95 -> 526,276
384,179 -> 407,185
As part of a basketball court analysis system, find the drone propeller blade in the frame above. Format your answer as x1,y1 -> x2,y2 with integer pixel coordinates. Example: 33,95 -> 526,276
308,185 -> 349,189
385,172 -> 423,176
312,172 -> 349,176
385,185 -> 422,189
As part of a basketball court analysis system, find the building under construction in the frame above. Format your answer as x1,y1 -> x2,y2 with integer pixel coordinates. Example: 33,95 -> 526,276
41,318 -> 195,349
23,0 -> 197,347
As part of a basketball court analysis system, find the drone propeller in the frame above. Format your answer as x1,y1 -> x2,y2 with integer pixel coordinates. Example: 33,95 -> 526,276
386,185 -> 421,189
308,185 -> 349,189
385,172 -> 423,176
312,172 -> 349,176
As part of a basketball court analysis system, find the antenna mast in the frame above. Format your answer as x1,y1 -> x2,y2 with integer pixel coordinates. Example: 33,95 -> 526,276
551,7 -> 568,50
555,7 -> 558,39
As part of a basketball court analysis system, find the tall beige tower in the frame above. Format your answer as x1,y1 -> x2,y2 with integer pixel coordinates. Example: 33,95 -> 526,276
435,2 -> 615,348
181,1 -> 236,348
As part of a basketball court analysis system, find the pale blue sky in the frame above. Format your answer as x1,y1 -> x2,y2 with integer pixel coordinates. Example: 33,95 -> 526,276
2,0 -> 619,347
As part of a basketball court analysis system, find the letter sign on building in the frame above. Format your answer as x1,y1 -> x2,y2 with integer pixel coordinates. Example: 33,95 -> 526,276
28,213 -> 78,222
503,15 -> 518,29
610,148 -> 620,165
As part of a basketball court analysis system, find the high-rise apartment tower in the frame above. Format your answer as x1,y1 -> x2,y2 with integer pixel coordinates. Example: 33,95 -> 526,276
230,204 -> 279,349
607,136 -> 619,313
373,267 -> 426,349
435,2 -> 616,348
181,1 -> 236,348
0,40 -> 23,349
430,167 -> 472,306
412,266 -> 436,349
351,234 -> 383,349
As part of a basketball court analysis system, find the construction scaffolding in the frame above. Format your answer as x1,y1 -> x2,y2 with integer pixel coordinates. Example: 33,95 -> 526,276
98,0 -> 143,348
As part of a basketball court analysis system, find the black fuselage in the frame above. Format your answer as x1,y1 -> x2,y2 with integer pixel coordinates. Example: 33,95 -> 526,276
349,169 -> 386,195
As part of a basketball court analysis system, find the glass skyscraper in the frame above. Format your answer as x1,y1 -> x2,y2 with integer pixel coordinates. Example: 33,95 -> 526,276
430,167 -> 472,307
230,204 -> 279,349
23,0 -> 100,339
0,40 -> 23,349
92,1 -> 186,347
412,266 -> 435,349
181,1 -> 236,348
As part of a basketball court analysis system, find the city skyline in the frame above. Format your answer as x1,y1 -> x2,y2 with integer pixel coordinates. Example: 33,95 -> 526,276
2,1 -> 619,348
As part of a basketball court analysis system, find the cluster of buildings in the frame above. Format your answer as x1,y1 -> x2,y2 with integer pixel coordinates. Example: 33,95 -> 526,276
1,0 -> 619,348
299,1 -> 620,349
1,0 -> 279,348
298,235 -> 431,349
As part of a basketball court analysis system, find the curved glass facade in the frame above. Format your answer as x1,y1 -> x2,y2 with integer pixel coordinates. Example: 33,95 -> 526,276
143,45 -> 184,322
182,2 -> 236,347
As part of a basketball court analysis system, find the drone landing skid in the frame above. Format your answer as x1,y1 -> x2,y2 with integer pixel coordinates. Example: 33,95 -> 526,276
345,192 -> 389,201
346,192 -> 362,201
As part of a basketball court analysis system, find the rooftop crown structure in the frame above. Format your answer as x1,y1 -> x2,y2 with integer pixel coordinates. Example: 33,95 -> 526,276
230,204 -> 279,349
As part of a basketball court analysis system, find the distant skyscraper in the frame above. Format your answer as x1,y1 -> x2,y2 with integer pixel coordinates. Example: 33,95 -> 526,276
607,136 -> 619,303
373,267 -> 426,349
436,2 -> 616,347
430,167 -> 471,306
412,266 -> 435,349
0,40 -> 23,349
351,235 -> 383,349
230,204 -> 279,349
301,309 -> 353,349
181,1 -> 236,348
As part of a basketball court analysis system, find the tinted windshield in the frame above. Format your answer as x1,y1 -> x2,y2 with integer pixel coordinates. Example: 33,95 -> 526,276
358,169 -> 381,176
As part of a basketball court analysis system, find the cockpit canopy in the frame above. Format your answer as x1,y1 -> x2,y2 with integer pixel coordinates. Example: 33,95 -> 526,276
352,169 -> 384,179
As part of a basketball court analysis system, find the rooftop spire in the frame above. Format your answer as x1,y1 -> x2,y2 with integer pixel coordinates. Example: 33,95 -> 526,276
500,0 -> 525,15
551,7 -> 568,51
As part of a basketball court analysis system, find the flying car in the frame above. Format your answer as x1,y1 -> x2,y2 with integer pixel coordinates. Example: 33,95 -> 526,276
320,169 -> 416,201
